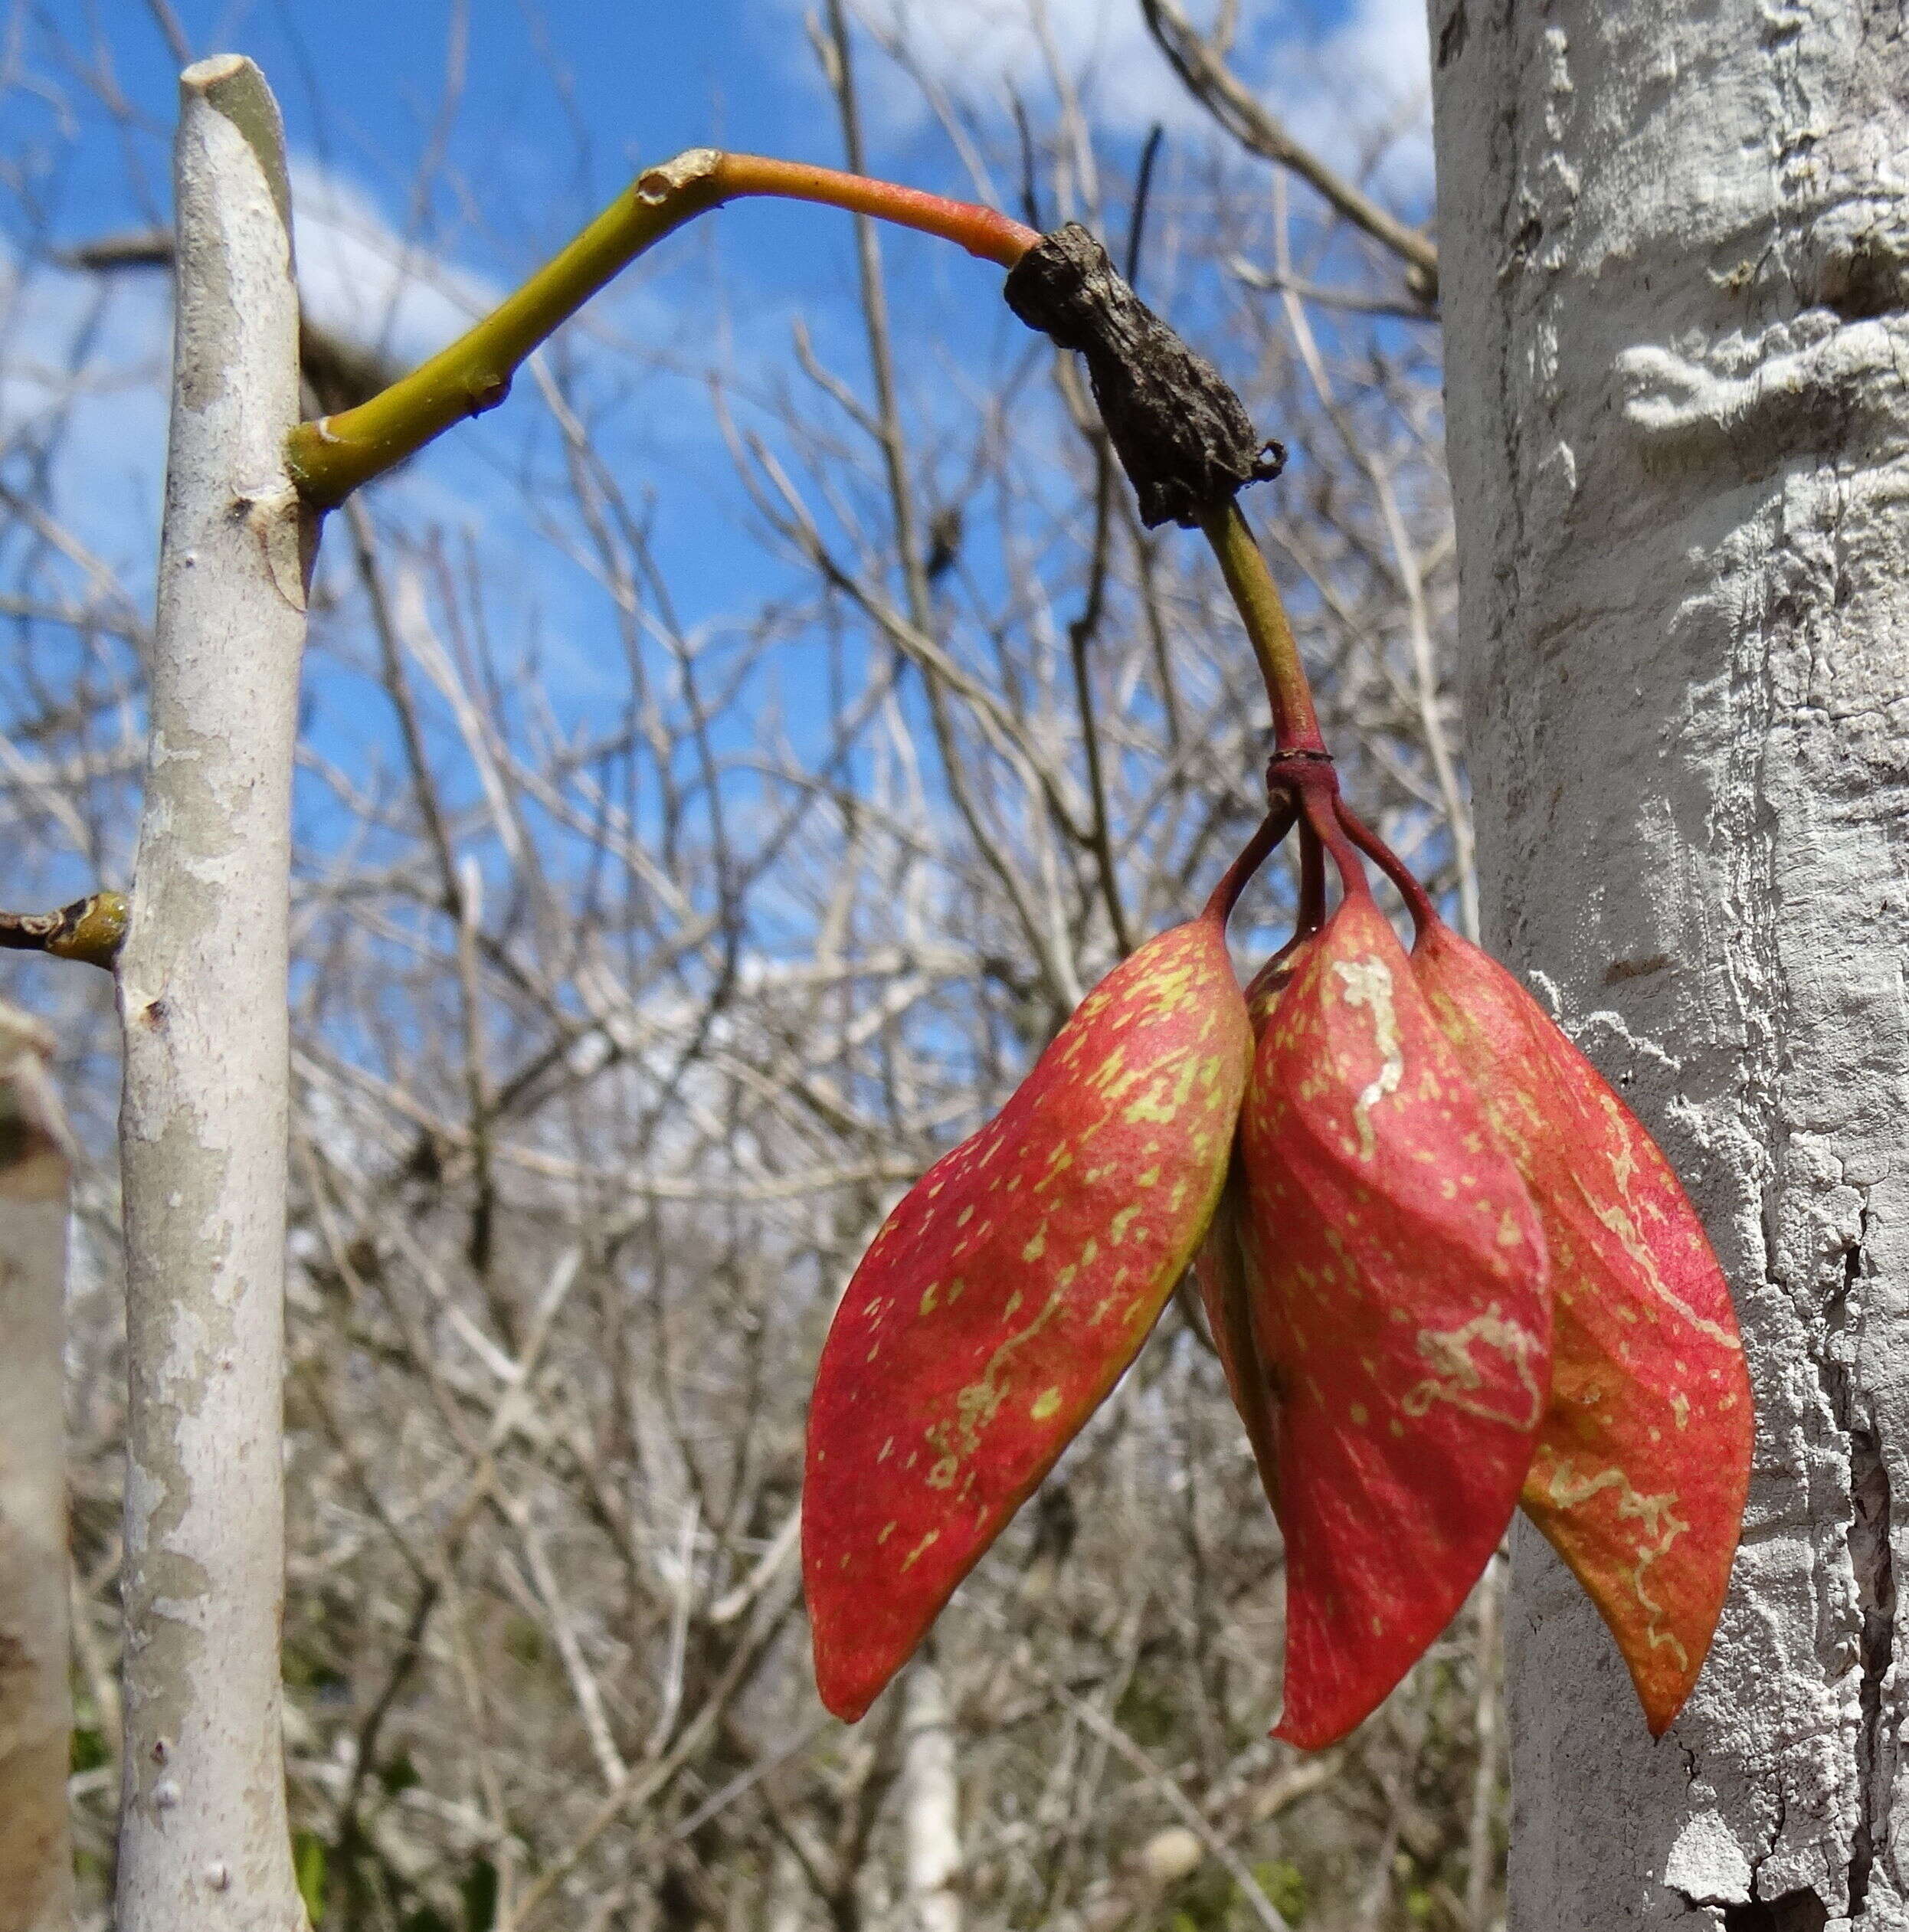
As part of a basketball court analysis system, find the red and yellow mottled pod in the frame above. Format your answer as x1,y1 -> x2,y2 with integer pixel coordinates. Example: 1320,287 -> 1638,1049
804,911 -> 1252,1721
1194,946 -> 1302,1517
1194,1167 -> 1282,1515
1412,919 -> 1752,1734
1239,892 -> 1552,1748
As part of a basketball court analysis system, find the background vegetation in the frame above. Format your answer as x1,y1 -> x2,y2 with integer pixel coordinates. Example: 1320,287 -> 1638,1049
0,5 -> 1485,1925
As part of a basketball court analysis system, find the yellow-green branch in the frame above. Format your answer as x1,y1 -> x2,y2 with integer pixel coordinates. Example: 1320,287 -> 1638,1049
285,149 -> 1040,510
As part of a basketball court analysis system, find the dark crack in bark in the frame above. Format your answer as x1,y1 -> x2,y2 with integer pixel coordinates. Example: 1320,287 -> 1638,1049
1819,1214 -> 1896,1920
1721,1889 -> 1830,1931
1842,1223 -> 1896,1918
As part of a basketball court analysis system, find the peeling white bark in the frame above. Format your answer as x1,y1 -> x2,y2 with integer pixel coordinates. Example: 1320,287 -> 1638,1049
900,1659 -> 963,1932
115,54 -> 309,1932
0,1007 -> 74,1932
1429,2 -> 1909,1925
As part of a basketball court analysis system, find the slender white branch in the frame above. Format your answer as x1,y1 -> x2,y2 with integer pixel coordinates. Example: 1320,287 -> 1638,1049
114,53 -> 309,1932
0,1006 -> 74,1932
900,1659 -> 963,1932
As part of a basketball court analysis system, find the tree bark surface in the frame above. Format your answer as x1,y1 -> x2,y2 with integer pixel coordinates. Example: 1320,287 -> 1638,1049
115,53 -> 308,1932
0,1006 -> 74,1932
1430,2 -> 1909,1926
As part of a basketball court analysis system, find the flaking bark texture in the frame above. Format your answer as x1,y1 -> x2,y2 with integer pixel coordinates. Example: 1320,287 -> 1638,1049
0,1007 -> 74,1932
115,53 -> 309,1932
1004,223 -> 1284,528
1431,1 -> 1909,1924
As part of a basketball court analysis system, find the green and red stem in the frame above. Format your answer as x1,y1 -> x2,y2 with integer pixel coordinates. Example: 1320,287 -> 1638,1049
719,154 -> 1036,265
289,139 -> 1438,964
287,150 -> 1040,509
1200,497 -> 1445,945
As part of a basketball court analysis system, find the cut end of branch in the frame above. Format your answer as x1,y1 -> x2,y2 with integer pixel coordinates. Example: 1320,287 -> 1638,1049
637,148 -> 724,205
1004,222 -> 1285,528
179,52 -> 250,90
181,55 -> 292,240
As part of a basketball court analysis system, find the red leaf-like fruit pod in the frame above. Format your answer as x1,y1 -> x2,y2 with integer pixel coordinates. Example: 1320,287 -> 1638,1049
1239,891 -> 1552,1747
1411,919 -> 1752,1734
804,910 -> 1252,1721
1194,946 -> 1302,1517
1195,1167 -> 1282,1515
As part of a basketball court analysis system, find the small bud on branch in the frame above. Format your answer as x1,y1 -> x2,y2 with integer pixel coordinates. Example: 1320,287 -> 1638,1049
0,891 -> 129,971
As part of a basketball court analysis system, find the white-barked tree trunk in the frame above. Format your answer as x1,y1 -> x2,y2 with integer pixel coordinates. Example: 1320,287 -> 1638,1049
114,53 -> 309,1932
1431,1 -> 1909,1924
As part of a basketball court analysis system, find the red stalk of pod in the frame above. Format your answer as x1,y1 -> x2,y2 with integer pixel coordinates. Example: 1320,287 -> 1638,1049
1238,772 -> 1553,1747
802,820 -> 1283,1721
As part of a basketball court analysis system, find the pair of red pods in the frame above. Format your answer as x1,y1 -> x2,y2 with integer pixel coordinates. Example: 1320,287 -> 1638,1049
802,604 -> 1751,1754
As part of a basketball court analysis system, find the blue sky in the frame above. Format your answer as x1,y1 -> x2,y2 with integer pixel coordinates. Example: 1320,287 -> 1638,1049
0,1 -> 1436,932
11,0 -> 1433,608
0,0 -> 1446,1117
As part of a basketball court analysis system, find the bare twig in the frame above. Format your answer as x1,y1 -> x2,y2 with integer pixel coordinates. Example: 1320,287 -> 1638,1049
1141,0 -> 1438,291
287,150 -> 1036,507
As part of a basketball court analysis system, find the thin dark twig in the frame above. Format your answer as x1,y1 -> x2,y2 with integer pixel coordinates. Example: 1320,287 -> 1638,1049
1051,124 -> 1172,959
142,0 -> 192,66
1231,257 -> 1438,322
1068,454 -> 1132,957
330,1573 -> 443,1918
1125,123 -> 1164,287
1140,0 -> 1439,290
1010,87 -> 1043,233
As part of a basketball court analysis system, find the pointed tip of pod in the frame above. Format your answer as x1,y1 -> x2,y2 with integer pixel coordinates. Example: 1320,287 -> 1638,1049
810,1624 -> 886,1725
802,912 -> 1252,1718
1271,1706 -> 1352,1753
